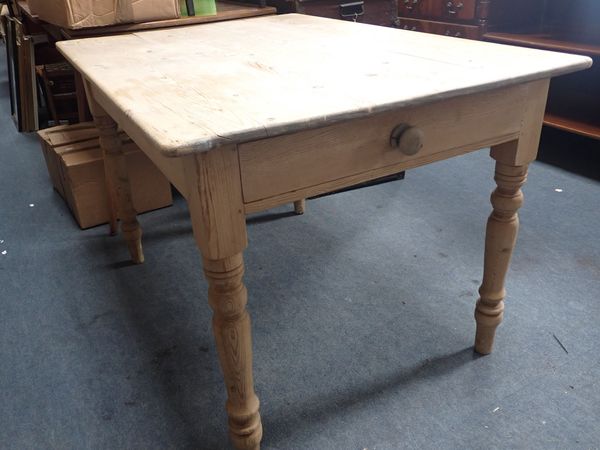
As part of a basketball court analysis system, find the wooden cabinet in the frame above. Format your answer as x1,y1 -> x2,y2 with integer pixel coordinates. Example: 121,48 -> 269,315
398,0 -> 481,22
267,0 -> 397,27
397,0 -> 430,17
395,17 -> 480,39
436,0 -> 478,21
297,0 -> 395,26
395,0 -> 600,141
394,0 -> 556,40
395,0 -> 489,38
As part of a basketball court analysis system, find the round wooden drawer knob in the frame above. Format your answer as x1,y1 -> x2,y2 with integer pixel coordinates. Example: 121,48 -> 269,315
390,124 -> 424,156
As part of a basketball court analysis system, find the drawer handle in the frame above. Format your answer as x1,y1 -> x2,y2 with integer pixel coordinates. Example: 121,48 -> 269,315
403,0 -> 419,11
446,1 -> 464,14
444,29 -> 462,37
390,124 -> 424,156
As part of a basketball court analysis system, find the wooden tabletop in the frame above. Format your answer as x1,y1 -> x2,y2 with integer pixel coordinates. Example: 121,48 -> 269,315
57,14 -> 592,157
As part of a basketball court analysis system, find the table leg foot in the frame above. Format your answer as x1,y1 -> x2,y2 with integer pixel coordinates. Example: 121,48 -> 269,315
123,224 -> 144,264
204,254 -> 263,450
293,199 -> 306,215
475,322 -> 501,355
474,161 -> 527,355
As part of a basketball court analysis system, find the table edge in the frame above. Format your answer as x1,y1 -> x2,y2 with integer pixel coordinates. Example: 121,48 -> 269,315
57,39 -> 593,158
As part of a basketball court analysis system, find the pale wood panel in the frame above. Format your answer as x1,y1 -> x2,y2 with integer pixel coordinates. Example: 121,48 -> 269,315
490,79 -> 550,166
239,82 -> 535,204
185,144 -> 247,260
57,14 -> 592,156
243,134 -> 518,214
474,159 -> 528,354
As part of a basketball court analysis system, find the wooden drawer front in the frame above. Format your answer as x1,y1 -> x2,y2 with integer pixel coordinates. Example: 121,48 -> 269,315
239,84 -> 533,206
398,0 -> 477,21
395,17 -> 481,39
432,0 -> 478,21
397,0 -> 435,17
299,0 -> 395,27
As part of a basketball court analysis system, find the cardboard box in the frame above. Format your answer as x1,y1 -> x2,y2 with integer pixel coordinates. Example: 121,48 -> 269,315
38,123 -> 173,229
38,122 -> 102,198
27,0 -> 180,29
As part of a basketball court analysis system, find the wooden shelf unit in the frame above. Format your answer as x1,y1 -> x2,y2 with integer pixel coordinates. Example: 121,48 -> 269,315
543,113 -> 600,141
483,1 -> 600,141
484,31 -> 600,58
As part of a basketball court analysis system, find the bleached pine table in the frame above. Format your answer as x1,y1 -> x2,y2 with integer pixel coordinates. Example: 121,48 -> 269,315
57,14 -> 591,450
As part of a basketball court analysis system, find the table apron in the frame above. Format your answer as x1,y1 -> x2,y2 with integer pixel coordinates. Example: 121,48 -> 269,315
238,81 -> 541,213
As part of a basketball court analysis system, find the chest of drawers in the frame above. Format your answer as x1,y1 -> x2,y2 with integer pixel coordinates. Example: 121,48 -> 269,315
395,0 -> 489,38
398,0 -> 486,22
394,0 -> 543,40
267,0 -> 396,27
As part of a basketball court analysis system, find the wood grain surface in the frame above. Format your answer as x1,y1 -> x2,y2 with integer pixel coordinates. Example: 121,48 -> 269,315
86,88 -> 144,264
238,82 -> 536,204
57,14 -> 591,156
68,12 -> 592,450
474,160 -> 528,354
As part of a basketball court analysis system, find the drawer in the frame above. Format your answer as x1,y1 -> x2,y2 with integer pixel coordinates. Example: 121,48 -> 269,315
433,0 -> 478,21
239,84 -> 534,207
398,0 -> 481,21
397,0 -> 434,17
297,0 -> 396,27
394,17 -> 481,39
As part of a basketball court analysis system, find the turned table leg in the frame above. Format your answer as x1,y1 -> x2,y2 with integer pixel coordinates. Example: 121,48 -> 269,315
94,114 -> 144,264
83,78 -> 143,262
103,163 -> 119,236
77,76 -> 118,236
185,146 -> 263,449
474,160 -> 528,354
204,255 -> 262,449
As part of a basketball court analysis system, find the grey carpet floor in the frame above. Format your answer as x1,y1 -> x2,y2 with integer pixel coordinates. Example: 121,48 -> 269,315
1,45 -> 599,450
